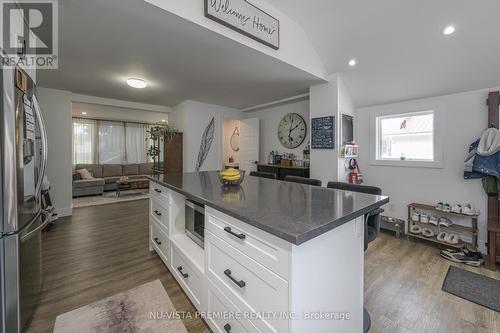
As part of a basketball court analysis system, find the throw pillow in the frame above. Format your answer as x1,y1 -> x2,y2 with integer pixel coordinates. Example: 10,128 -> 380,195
72,172 -> 81,181
77,168 -> 94,180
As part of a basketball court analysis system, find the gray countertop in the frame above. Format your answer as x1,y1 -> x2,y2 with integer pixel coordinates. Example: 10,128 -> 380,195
148,172 -> 389,245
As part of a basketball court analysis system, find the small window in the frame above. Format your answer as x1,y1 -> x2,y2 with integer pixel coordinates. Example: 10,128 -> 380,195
376,111 -> 434,162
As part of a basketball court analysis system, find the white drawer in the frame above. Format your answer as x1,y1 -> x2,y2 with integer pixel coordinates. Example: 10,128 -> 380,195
206,231 -> 288,333
150,182 -> 169,202
171,243 -> 203,310
206,279 -> 260,333
150,220 -> 170,266
206,207 -> 291,280
150,198 -> 169,232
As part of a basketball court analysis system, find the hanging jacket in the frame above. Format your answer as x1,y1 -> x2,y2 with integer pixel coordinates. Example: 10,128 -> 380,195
472,128 -> 500,179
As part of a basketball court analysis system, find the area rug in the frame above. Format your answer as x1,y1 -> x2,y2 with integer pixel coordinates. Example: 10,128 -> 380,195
53,280 -> 188,333
72,190 -> 149,208
442,266 -> 500,312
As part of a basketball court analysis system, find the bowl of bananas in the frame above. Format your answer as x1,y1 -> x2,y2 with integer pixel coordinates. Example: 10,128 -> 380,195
218,168 -> 245,186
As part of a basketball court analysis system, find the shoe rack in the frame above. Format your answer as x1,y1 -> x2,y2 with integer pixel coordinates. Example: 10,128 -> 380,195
407,203 -> 478,251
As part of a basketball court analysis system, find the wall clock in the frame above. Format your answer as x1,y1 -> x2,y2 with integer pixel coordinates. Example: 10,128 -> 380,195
278,113 -> 307,149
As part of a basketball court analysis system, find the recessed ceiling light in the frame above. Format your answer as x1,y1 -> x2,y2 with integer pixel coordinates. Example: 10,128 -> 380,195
126,78 -> 148,89
442,25 -> 456,35
348,59 -> 357,67
161,119 -> 166,123
82,112 -> 87,115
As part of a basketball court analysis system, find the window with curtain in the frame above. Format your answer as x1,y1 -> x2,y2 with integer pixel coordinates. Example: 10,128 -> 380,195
98,121 -> 126,164
72,118 -> 155,165
73,119 -> 97,164
125,123 -> 149,163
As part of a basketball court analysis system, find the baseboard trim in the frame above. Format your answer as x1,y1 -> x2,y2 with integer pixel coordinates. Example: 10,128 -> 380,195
55,207 -> 73,218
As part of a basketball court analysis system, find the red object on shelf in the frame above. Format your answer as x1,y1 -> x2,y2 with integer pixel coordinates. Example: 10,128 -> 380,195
348,159 -> 363,185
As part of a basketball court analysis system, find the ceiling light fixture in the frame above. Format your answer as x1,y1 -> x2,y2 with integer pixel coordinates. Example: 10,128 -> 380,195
161,119 -> 166,123
82,112 -> 87,115
442,25 -> 456,35
126,78 -> 148,89
348,59 -> 357,67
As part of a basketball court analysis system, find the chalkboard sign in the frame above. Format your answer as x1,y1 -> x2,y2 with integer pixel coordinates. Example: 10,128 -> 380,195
311,116 -> 335,149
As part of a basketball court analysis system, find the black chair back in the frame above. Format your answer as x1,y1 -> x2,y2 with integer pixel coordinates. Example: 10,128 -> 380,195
249,171 -> 277,180
284,175 -> 322,187
326,181 -> 381,195
327,181 -> 383,250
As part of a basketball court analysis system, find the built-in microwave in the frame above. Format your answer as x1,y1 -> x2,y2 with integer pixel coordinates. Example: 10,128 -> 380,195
185,199 -> 205,248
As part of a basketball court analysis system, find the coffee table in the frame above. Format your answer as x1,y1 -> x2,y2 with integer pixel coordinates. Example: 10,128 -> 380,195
116,178 -> 150,197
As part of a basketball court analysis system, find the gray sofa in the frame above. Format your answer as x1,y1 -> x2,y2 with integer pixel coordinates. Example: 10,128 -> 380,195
73,163 -> 154,197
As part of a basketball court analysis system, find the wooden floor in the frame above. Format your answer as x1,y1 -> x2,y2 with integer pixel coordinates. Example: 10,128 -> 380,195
27,199 -> 500,333
27,199 -> 209,333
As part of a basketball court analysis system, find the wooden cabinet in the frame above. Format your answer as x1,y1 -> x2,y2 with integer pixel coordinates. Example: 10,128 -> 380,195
257,164 -> 310,180
163,133 -> 183,174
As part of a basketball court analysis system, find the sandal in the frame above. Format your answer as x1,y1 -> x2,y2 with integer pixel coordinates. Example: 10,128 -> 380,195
410,225 -> 422,235
422,228 -> 435,238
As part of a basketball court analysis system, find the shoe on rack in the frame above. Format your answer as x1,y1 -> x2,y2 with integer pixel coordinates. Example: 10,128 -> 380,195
421,228 -> 435,238
462,204 -> 479,216
437,232 -> 448,242
438,217 -> 453,228
440,246 -> 484,267
420,213 -> 429,224
451,204 -> 462,214
411,211 -> 420,222
410,225 -> 422,234
442,203 -> 451,213
445,234 -> 460,245
429,216 -> 438,226
435,202 -> 444,211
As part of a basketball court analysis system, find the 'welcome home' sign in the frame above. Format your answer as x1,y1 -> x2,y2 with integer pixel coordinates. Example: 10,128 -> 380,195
204,0 -> 280,49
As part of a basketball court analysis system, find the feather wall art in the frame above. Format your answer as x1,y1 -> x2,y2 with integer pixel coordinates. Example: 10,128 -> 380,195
195,117 -> 215,171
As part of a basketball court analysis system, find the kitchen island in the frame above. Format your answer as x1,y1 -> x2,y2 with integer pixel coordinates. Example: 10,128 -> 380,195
148,171 -> 388,333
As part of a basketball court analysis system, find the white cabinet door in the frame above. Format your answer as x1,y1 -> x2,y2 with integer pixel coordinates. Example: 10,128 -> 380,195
239,118 -> 259,172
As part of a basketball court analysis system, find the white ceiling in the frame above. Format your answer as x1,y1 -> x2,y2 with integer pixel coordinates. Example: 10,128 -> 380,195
268,0 -> 500,107
37,0 -> 323,109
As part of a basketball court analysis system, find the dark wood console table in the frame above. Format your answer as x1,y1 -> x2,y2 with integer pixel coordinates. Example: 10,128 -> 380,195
257,164 -> 310,180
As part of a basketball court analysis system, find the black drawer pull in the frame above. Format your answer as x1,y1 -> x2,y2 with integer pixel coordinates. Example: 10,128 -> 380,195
224,269 -> 245,288
223,323 -> 231,332
154,210 -> 162,217
177,266 -> 189,278
154,188 -> 162,193
224,227 -> 246,240
154,237 -> 162,246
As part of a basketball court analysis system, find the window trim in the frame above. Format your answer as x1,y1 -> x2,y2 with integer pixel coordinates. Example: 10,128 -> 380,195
369,101 -> 443,169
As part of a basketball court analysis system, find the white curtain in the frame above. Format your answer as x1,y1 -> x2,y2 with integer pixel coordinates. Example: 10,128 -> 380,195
72,119 -> 97,164
72,119 -> 155,165
98,121 -> 125,164
126,123 -> 149,163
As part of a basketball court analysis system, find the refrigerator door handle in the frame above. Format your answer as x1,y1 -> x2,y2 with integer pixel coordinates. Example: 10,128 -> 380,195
31,95 -> 48,198
20,210 -> 52,242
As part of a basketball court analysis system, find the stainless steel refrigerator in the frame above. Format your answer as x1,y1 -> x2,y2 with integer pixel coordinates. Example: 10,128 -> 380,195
1,59 -> 51,332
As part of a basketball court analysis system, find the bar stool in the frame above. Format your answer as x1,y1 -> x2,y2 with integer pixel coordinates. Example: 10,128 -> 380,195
249,171 -> 277,180
284,175 -> 322,187
327,181 -> 383,333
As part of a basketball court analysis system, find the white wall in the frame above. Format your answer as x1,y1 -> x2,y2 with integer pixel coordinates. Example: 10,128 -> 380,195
337,77 -> 355,182
309,74 -> 339,185
144,0 -> 327,79
222,119 -> 240,165
245,99 -> 310,162
37,87 -> 73,217
356,87 -> 498,253
169,100 -> 242,172
72,102 -> 169,123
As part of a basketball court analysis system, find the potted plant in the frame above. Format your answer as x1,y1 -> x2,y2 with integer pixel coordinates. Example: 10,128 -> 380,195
146,123 -> 178,172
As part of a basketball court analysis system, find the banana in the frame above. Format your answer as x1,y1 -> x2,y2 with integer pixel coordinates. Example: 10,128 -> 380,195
223,174 -> 241,181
